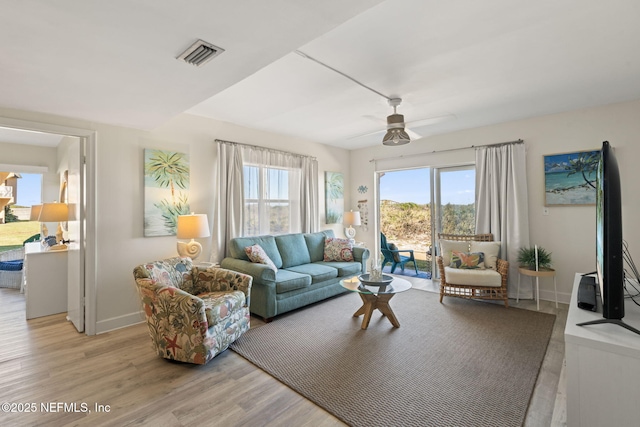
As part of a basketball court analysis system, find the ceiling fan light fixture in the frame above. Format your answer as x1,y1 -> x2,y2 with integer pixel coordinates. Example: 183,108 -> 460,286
382,128 -> 410,146
382,106 -> 410,146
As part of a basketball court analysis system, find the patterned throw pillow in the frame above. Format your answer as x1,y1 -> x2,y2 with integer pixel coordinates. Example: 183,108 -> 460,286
244,244 -> 277,272
323,237 -> 354,262
449,251 -> 485,269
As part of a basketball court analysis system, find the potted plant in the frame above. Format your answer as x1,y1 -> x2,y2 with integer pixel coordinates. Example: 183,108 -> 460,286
517,246 -> 553,270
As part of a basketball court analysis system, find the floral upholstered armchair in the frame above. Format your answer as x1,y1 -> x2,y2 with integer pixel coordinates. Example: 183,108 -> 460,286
133,257 -> 252,365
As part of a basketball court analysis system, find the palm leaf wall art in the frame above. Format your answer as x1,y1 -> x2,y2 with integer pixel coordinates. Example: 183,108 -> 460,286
144,149 -> 190,236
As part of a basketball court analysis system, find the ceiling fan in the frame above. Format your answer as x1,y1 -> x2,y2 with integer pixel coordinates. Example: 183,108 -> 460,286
350,98 -> 455,145
294,50 -> 455,146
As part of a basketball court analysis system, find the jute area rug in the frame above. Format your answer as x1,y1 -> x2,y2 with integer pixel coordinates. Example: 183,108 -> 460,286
230,289 -> 556,427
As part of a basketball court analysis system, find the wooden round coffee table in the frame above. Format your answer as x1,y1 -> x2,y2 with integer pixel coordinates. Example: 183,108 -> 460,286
340,276 -> 412,329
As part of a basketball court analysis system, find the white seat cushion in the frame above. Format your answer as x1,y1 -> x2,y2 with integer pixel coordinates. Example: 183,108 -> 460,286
444,266 -> 502,287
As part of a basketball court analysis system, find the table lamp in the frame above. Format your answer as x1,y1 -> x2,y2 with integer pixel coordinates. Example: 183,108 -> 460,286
343,210 -> 361,245
38,202 -> 69,249
29,204 -> 46,240
177,213 -> 210,260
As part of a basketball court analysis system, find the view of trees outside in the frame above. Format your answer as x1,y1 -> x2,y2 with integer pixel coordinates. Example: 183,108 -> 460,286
379,167 -> 475,274
244,166 -> 291,235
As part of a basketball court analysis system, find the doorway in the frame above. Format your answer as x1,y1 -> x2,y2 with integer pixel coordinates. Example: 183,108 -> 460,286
378,164 -> 475,277
0,118 -> 96,335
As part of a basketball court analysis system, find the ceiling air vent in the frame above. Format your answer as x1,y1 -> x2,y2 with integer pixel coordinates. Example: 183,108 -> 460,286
177,39 -> 224,67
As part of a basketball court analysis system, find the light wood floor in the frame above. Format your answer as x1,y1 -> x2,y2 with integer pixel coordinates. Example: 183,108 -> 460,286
0,279 -> 568,427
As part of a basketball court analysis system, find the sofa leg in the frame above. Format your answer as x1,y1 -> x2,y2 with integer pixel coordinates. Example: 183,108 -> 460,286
263,317 -> 274,323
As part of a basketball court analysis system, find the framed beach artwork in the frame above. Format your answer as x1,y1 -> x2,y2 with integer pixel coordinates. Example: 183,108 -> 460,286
544,149 -> 599,206
325,171 -> 344,224
144,149 -> 191,236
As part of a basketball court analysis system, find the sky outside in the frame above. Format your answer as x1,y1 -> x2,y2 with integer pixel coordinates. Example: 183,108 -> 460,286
15,173 -> 42,206
380,168 -> 475,205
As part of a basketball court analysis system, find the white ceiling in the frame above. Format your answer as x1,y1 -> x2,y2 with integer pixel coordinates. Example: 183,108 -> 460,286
2,0 -> 640,149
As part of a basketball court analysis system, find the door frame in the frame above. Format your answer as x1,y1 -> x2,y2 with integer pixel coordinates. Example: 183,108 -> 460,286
0,116 -> 97,335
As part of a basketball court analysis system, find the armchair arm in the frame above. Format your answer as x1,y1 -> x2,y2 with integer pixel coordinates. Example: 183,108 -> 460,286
496,258 -> 509,286
436,256 -> 447,285
390,249 -> 414,256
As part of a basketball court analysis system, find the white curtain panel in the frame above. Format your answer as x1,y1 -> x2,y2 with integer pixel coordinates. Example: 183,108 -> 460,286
300,156 -> 319,233
475,142 -> 531,298
211,141 -> 244,262
211,140 -> 319,262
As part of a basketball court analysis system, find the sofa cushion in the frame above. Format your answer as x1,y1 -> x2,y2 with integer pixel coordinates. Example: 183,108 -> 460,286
275,233 -> 311,268
470,241 -> 501,270
198,290 -> 246,325
323,237 -> 354,262
229,235 -> 283,268
285,263 -> 338,284
275,269 -> 312,293
444,266 -> 502,287
314,261 -> 362,277
244,244 -> 277,272
304,230 -> 334,262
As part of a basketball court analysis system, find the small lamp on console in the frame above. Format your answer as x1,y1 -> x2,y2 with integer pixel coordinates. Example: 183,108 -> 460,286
343,210 -> 361,245
38,202 -> 69,249
29,204 -> 46,240
177,213 -> 210,261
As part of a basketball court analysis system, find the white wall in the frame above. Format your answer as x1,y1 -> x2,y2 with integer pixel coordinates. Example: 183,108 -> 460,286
350,99 -> 640,304
0,108 -> 351,333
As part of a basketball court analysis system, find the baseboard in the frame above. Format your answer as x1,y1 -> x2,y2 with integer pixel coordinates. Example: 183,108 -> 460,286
96,310 -> 145,334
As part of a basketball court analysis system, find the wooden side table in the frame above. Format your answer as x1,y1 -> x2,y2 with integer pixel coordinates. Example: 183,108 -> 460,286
517,266 -> 557,311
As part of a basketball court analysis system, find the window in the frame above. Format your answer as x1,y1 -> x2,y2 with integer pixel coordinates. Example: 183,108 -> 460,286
244,165 -> 300,235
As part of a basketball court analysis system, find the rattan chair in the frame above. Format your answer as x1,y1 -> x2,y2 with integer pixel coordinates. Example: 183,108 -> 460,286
436,233 -> 509,307
0,247 -> 25,290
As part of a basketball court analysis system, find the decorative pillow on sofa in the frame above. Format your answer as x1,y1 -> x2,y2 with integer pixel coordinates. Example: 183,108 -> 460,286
323,237 -> 354,262
388,243 -> 401,262
244,244 -> 277,272
449,251 -> 485,269
470,241 -> 501,270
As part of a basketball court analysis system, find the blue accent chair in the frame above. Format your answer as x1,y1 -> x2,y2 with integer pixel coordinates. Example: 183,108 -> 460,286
380,233 -> 419,275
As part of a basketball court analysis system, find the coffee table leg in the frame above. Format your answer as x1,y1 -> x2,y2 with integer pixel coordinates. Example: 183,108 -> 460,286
353,293 -> 400,329
376,294 -> 400,328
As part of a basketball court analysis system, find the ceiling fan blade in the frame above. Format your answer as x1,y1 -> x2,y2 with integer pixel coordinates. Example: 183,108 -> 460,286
348,128 -> 385,140
406,113 -> 456,127
405,128 -> 422,140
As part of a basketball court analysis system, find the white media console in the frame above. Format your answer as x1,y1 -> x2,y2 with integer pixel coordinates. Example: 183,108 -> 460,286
565,273 -> 640,427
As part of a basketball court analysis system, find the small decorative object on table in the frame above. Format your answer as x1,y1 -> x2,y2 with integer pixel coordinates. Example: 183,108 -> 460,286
369,258 -> 383,281
358,273 -> 393,286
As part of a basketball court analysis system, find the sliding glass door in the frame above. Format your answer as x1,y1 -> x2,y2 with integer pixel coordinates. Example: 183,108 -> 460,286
434,165 -> 476,236
377,164 -> 475,278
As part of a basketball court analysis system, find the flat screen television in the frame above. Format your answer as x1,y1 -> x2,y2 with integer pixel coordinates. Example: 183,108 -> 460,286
579,140 -> 640,335
596,140 -> 624,319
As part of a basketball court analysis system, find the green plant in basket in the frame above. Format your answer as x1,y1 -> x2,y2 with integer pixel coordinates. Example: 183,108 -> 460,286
517,246 -> 552,270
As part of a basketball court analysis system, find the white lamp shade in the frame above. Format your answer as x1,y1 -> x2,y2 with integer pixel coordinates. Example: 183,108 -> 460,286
343,211 -> 361,226
30,204 -> 42,221
38,202 -> 68,222
177,214 -> 210,239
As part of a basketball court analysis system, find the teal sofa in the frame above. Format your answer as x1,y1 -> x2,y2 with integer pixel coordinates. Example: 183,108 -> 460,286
220,230 -> 369,321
